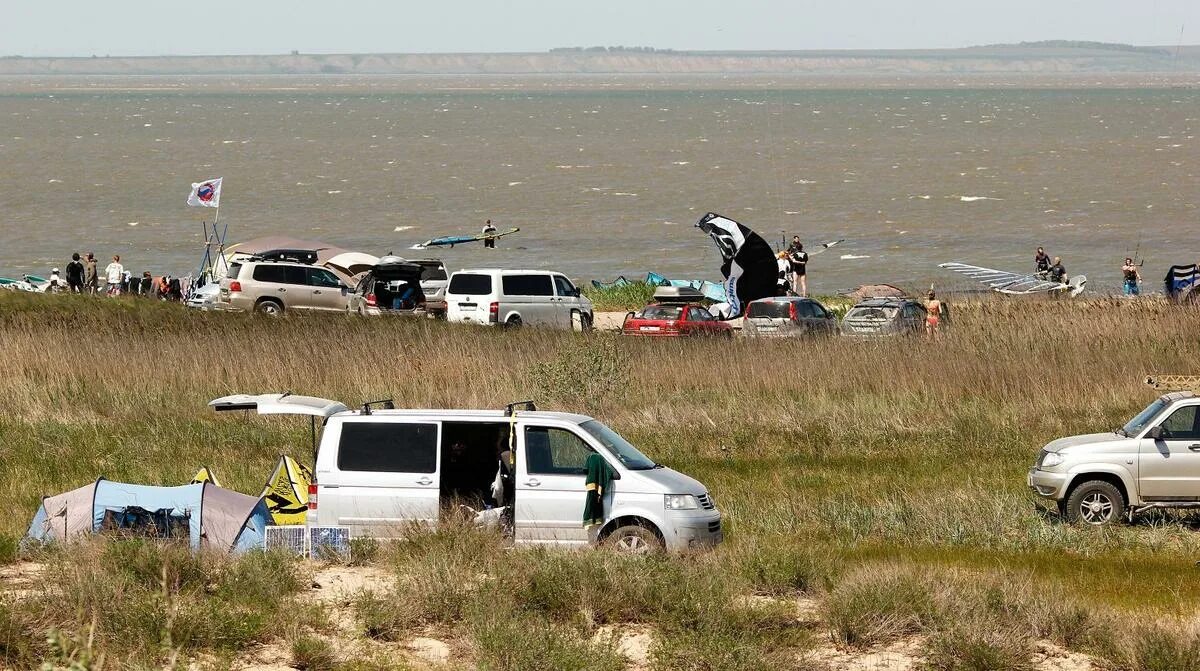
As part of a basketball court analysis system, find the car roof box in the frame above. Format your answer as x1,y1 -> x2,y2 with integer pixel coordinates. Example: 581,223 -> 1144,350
652,286 -> 705,303
254,249 -> 320,265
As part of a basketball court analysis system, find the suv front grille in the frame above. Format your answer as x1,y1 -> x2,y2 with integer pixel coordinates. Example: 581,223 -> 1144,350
698,493 -> 715,510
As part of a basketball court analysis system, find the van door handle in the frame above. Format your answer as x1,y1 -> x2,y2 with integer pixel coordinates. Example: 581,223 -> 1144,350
417,477 -> 433,486
525,479 -> 541,487
278,288 -> 286,292
1189,444 -> 1200,451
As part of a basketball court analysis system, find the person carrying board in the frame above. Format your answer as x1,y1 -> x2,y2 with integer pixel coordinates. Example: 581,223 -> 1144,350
482,219 -> 497,249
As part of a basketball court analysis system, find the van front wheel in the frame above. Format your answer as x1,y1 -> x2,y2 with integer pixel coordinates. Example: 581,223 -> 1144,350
605,525 -> 662,555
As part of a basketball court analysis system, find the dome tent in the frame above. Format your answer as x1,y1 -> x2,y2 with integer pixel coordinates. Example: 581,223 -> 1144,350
25,479 -> 271,553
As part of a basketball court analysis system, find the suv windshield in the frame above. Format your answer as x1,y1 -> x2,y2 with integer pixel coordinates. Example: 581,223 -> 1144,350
1122,398 -> 1168,436
845,306 -> 897,321
579,420 -> 657,470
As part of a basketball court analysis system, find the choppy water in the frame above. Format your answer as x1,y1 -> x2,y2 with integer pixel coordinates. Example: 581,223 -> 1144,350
1,75 -> 1197,293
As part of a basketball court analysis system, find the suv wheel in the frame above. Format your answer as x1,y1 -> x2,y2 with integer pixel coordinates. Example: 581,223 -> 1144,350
504,315 -> 522,329
256,299 -> 283,316
1065,480 -> 1125,526
605,525 -> 662,555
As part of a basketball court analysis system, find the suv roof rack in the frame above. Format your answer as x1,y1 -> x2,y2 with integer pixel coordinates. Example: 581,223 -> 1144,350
504,400 -> 537,416
1145,375 -> 1200,392
360,398 -> 396,415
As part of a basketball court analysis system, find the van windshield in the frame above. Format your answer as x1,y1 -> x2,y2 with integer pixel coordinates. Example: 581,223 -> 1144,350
1122,398 -> 1167,436
579,420 -> 657,470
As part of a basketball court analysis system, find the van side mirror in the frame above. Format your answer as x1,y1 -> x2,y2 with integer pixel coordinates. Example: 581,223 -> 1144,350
573,288 -> 581,297
1147,426 -> 1164,440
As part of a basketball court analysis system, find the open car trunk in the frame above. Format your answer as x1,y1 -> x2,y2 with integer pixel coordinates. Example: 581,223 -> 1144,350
364,257 -> 427,312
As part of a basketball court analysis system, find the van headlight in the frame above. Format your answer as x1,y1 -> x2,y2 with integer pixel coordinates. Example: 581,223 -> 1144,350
665,494 -> 700,510
1040,451 -> 1064,468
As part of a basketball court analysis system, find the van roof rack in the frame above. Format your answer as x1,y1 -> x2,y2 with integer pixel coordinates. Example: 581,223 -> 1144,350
504,400 -> 537,416
360,398 -> 396,415
1145,375 -> 1200,392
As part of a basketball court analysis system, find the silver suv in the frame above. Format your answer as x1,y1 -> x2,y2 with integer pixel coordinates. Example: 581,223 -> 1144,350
1028,390 -> 1200,525
218,260 -> 350,315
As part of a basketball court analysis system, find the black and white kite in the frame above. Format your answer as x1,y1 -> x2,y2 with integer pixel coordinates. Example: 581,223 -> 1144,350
695,212 -> 777,318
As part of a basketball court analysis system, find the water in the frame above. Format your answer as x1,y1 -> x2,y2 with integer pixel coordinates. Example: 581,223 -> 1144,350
1,75 -> 1196,294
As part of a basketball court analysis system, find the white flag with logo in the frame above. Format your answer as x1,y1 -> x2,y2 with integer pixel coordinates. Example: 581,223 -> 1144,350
187,178 -> 223,208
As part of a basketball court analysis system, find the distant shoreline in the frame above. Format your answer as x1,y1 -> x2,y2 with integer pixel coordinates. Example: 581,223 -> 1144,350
3,43 -> 1199,76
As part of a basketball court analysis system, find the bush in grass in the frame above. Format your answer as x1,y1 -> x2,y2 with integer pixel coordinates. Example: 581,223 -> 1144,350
922,622 -> 1034,671
470,610 -> 624,671
291,634 -> 339,671
529,337 -> 628,413
1129,626 -> 1200,671
822,565 -> 938,648
0,534 -> 18,565
0,539 -> 308,667
348,536 -> 380,565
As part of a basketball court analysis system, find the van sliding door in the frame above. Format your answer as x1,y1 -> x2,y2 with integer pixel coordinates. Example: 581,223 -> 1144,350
318,420 -> 441,537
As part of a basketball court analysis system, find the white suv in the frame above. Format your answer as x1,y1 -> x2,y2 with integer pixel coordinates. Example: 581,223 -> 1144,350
445,269 -> 593,331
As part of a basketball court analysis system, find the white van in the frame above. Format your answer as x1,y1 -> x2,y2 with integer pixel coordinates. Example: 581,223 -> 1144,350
445,269 -> 594,331
209,394 -> 722,553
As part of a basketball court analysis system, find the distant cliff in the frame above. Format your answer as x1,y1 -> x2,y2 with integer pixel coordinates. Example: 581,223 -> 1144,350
2,44 -> 1198,75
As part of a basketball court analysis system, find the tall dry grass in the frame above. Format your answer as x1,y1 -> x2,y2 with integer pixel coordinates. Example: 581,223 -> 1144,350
2,292 -> 1200,624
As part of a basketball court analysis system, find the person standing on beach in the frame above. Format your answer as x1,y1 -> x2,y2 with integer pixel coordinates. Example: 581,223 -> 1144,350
1122,258 -> 1142,296
775,251 -> 791,296
786,236 -> 808,296
104,255 -> 124,296
925,290 -> 944,340
1034,247 -> 1051,278
84,253 -> 98,294
482,219 -> 497,249
65,253 -> 85,293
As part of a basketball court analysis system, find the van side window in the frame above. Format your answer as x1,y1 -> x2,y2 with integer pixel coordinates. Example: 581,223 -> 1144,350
1159,406 -> 1200,440
502,274 -> 554,297
553,275 -> 577,297
338,422 -> 438,473
525,427 -> 595,476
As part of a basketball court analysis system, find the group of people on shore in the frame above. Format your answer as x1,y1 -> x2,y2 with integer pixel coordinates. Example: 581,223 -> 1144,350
776,235 -> 811,297
1034,246 -> 1143,295
43,252 -> 184,300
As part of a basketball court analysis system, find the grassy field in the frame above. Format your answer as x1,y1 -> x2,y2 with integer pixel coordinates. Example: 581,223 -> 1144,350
2,292 -> 1200,669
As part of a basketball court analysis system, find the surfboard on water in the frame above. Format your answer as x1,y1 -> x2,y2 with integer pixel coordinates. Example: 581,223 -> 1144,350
410,227 -> 520,250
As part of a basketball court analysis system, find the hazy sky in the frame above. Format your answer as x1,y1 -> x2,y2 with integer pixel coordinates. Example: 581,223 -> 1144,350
3,0 -> 1197,57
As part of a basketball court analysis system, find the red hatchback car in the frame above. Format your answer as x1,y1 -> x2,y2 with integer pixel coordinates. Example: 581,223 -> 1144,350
622,287 -> 733,338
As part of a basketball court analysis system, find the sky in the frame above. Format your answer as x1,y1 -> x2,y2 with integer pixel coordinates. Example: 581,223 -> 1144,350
2,0 -> 1197,57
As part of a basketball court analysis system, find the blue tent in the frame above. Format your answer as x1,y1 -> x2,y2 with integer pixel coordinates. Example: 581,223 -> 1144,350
25,479 -> 271,553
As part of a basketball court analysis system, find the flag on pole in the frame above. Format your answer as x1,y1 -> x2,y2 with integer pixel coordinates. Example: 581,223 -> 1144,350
187,178 -> 223,208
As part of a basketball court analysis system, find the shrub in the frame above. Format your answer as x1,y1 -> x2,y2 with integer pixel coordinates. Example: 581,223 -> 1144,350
529,337 -> 629,413
348,537 -> 380,565
1130,626 -> 1200,671
0,534 -> 18,565
735,540 -> 830,596
923,623 -> 1034,671
822,566 -> 937,648
470,611 -> 624,671
291,634 -> 339,671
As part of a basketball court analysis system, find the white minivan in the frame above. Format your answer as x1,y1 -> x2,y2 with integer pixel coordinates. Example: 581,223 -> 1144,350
445,269 -> 594,331
209,394 -> 722,553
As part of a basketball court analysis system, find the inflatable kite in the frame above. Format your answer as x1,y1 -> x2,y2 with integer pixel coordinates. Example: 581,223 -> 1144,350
695,212 -> 777,318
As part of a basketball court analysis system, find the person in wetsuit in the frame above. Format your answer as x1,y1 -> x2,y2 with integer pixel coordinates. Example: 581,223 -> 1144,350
1122,257 -> 1142,296
1048,257 -> 1067,285
1034,247 -> 1051,278
65,253 -> 85,293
